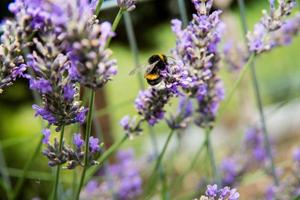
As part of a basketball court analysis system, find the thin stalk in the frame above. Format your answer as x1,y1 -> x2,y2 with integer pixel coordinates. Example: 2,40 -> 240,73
52,126 -> 65,200
217,54 -> 254,119
177,0 -> 188,27
250,62 -> 279,185
75,90 -> 95,200
71,124 -> 80,200
145,130 -> 174,197
161,171 -> 169,200
237,0 -> 279,186
95,0 -> 104,17
7,168 -> 62,182
171,138 -> 206,193
124,11 -> 168,198
106,9 -> 125,47
85,135 -> 128,184
205,127 -> 220,185
13,136 -> 43,200
0,142 -> 12,200
124,12 -> 145,89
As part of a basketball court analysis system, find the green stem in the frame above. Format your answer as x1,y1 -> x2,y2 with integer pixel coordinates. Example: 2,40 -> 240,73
12,135 -> 43,200
123,11 -> 168,198
106,9 -> 125,48
0,142 -> 12,200
75,90 -> 95,200
145,130 -> 174,197
205,127 -> 220,185
177,0 -> 188,27
161,170 -> 169,200
171,138 -> 206,193
52,126 -> 65,200
237,0 -> 279,186
217,54 -> 254,120
95,0 -> 104,17
85,135 -> 128,184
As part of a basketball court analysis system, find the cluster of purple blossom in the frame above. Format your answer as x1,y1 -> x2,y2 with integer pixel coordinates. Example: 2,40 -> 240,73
218,127 -> 300,199
220,127 -> 272,187
218,128 -> 266,187
247,0 -> 297,54
121,0 -> 225,136
0,0 -> 120,168
80,149 -> 142,200
223,0 -> 299,71
121,58 -> 189,137
196,184 -> 239,200
222,41 -> 248,72
265,148 -> 300,199
171,0 -> 225,128
1,0 -> 118,129
42,130 -> 101,169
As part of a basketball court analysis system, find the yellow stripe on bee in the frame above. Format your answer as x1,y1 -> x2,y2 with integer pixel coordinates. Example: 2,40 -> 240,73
157,54 -> 163,60
145,73 -> 160,80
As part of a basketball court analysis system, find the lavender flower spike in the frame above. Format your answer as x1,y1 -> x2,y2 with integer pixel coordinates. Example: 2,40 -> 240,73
68,21 -> 118,90
80,149 -> 142,200
0,20 -> 27,91
29,36 -> 87,129
247,0 -> 296,54
171,0 -> 225,127
196,184 -> 240,200
43,133 -> 101,169
117,0 -> 136,11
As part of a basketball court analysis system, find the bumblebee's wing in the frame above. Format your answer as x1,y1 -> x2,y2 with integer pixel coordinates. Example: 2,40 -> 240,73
129,66 -> 141,76
129,61 -> 158,76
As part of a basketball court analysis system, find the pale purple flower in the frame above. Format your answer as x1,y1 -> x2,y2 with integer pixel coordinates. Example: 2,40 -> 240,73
73,133 -> 84,149
76,108 -> 89,124
206,184 -> 218,197
42,129 -> 51,144
120,116 -> 131,130
221,159 -> 239,187
85,180 -> 98,193
244,127 -> 267,162
89,137 -> 100,153
63,84 -> 75,102
32,105 -> 57,124
29,78 -> 52,94
120,116 -> 143,137
293,148 -> 300,163
199,184 -> 240,200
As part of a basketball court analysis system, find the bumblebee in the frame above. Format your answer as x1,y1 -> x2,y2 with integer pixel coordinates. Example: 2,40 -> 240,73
144,54 -> 168,86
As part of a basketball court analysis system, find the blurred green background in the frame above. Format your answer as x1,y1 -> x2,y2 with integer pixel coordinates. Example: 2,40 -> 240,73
0,0 -> 300,199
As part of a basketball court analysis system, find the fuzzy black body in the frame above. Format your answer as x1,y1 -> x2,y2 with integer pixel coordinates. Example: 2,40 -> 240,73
144,54 -> 168,86
148,54 -> 168,70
